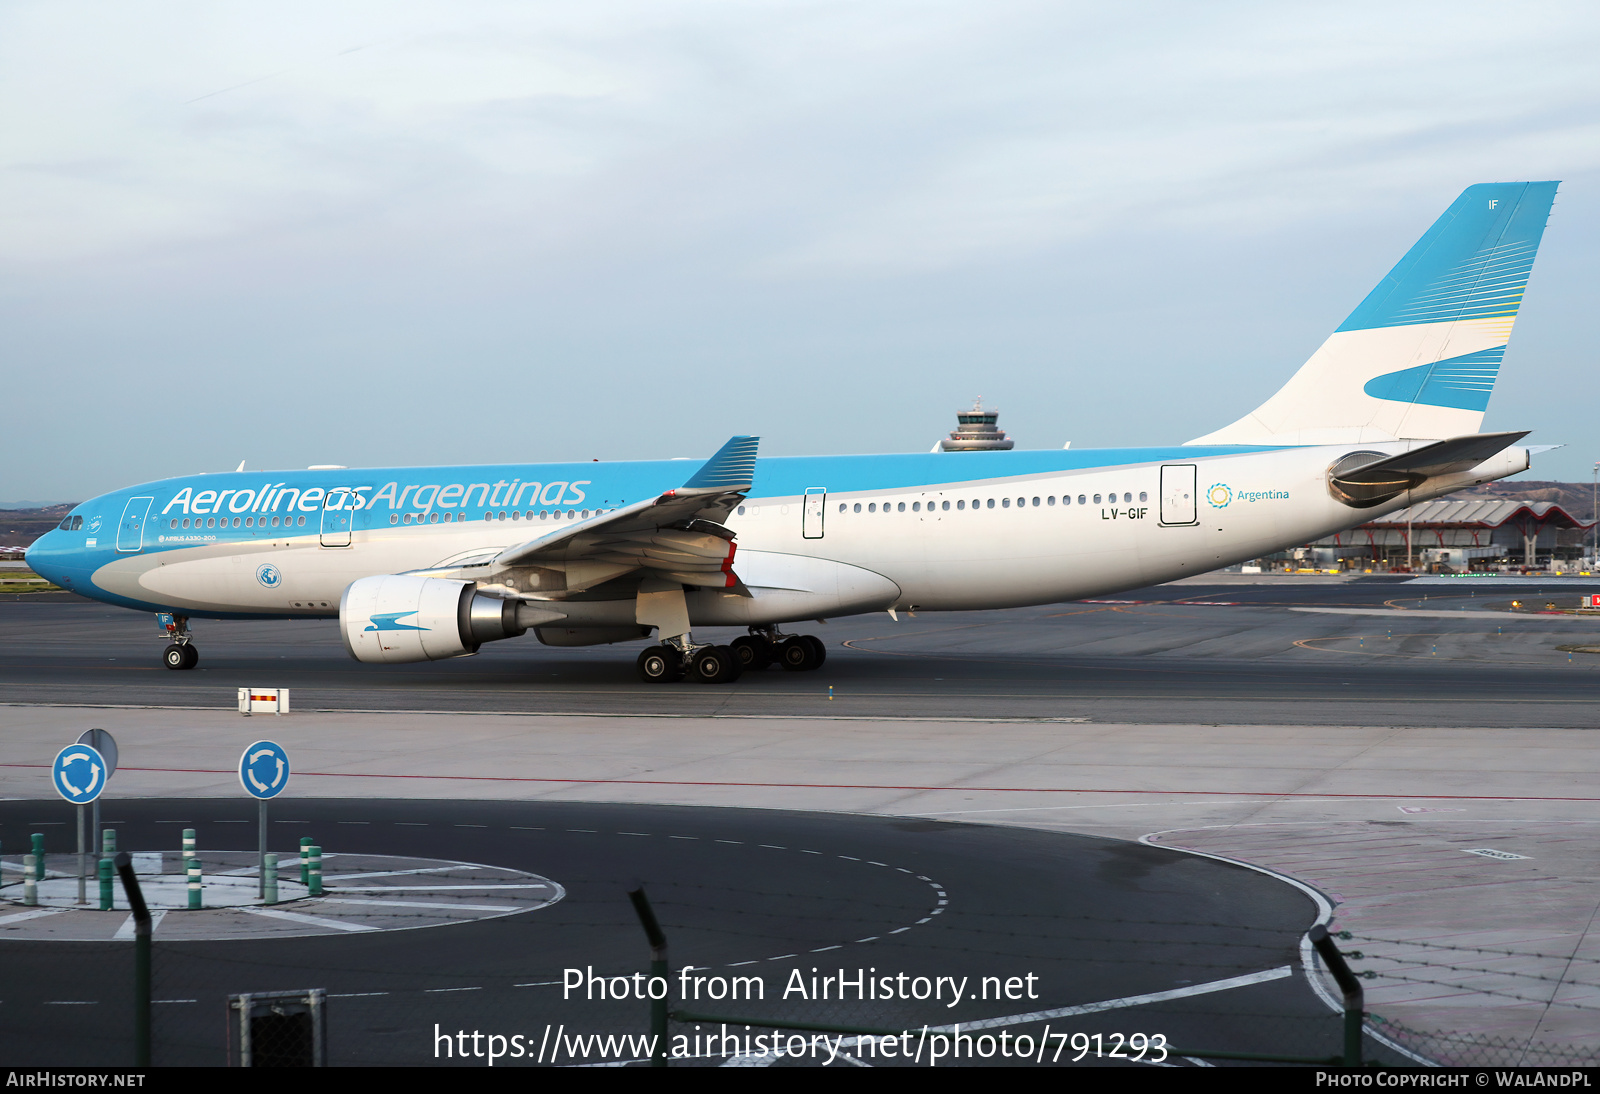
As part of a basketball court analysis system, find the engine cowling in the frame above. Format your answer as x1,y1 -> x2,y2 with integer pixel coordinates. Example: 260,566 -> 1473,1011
340,575 -> 555,664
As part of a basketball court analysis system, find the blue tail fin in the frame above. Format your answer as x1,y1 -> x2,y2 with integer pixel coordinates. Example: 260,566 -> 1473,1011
1192,182 -> 1558,445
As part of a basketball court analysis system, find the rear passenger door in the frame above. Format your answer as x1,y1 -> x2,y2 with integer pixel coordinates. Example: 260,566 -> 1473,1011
1159,465 -> 1197,526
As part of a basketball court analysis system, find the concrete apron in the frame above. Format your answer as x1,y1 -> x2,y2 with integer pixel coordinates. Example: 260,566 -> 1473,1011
3,702 -> 1597,1063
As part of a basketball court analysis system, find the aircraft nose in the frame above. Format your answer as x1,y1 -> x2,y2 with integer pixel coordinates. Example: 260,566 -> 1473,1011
25,529 -> 68,585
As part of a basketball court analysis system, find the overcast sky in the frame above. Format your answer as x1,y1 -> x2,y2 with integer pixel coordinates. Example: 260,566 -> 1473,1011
4,1 -> 1597,503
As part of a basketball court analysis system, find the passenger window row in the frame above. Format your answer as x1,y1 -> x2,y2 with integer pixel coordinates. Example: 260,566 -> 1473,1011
836,491 -> 1148,514
170,516 -> 308,530
386,508 -> 613,525
482,509 -> 604,523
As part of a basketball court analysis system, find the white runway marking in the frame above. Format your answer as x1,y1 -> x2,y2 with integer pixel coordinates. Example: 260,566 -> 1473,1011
925,966 -> 1292,1033
240,906 -> 379,932
321,897 -> 524,913
114,910 -> 167,939
331,883 -> 547,891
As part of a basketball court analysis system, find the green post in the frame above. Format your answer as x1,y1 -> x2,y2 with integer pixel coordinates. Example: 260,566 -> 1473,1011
103,828 -> 116,854
186,856 -> 202,910
99,857 -> 114,910
308,846 -> 322,896
23,856 -> 37,906
263,853 -> 278,904
181,828 -> 195,861
1309,925 -> 1364,1067
31,833 -> 45,880
300,837 -> 313,886
627,886 -> 670,1068
113,853 -> 151,1068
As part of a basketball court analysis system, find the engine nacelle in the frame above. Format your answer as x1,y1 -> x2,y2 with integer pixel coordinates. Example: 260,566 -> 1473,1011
340,575 -> 555,664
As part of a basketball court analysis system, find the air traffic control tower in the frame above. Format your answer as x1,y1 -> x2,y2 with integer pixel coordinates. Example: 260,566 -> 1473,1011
938,399 -> 1015,451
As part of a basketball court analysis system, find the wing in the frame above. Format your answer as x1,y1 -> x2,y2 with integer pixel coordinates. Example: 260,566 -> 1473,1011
489,435 -> 758,596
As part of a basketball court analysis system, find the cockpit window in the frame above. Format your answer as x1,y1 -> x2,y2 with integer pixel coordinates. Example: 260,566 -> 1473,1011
59,517 -> 72,530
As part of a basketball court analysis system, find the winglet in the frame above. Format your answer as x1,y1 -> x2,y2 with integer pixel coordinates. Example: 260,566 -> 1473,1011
681,436 -> 759,491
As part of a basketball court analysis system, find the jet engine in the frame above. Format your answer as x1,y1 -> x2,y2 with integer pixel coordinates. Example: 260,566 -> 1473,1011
339,575 -> 563,664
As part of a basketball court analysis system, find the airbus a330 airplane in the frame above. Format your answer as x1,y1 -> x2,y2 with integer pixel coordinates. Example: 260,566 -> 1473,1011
28,182 -> 1560,683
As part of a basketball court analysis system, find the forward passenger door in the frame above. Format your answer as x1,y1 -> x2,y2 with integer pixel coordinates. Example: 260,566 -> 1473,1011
116,497 -> 153,553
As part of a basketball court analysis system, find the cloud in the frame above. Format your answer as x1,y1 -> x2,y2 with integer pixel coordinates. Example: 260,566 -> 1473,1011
3,1 -> 1598,496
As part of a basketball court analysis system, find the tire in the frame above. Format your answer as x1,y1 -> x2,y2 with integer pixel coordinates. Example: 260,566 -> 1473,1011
730,635 -> 772,671
181,644 -> 200,670
636,646 -> 684,683
802,635 -> 826,668
778,636 -> 818,671
163,643 -> 187,670
690,645 -> 741,684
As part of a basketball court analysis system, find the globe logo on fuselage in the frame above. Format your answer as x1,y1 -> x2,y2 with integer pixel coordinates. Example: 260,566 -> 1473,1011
256,564 -> 282,589
1207,483 -> 1232,508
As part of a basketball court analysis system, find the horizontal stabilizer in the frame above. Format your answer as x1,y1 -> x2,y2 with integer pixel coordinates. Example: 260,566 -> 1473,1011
1344,430 -> 1530,480
1327,431 -> 1529,508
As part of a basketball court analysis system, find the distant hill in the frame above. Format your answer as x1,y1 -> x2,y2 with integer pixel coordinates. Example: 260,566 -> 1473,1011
1450,480 -> 1594,522
0,504 -> 76,549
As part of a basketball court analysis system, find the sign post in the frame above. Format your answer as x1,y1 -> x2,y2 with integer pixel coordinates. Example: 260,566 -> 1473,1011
53,741 -> 110,904
238,741 -> 290,899
73,730 -> 118,905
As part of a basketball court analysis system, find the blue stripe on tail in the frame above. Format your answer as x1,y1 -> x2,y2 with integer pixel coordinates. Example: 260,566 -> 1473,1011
1362,346 -> 1506,412
1336,182 -> 1558,332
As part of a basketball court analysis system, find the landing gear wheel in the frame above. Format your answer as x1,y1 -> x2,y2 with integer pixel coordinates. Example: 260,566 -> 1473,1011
730,635 -> 773,671
181,644 -> 199,669
636,646 -> 684,683
802,635 -> 826,667
690,645 -> 742,684
778,636 -> 820,672
163,643 -> 188,670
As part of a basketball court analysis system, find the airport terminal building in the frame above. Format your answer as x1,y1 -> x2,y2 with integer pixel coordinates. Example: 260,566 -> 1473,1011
1308,499 -> 1595,571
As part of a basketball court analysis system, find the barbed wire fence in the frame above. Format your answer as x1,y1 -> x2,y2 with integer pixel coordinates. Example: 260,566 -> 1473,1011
1337,930 -> 1600,1068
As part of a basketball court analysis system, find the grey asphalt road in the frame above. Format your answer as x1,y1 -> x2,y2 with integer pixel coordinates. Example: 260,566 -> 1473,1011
0,797 -> 1366,1067
3,581 -> 1597,725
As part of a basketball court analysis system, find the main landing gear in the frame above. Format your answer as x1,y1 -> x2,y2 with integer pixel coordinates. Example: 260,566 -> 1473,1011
635,643 -> 741,685
634,628 -> 827,684
158,613 -> 199,670
730,629 -> 826,673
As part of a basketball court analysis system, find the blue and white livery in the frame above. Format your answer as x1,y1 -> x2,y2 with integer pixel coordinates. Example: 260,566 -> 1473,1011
27,183 -> 1559,683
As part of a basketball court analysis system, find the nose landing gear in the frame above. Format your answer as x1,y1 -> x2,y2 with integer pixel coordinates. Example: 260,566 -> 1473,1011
157,613 -> 199,670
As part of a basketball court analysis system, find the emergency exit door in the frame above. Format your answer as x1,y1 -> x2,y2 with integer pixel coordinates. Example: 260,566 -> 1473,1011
1159,465 -> 1198,526
802,488 -> 827,539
